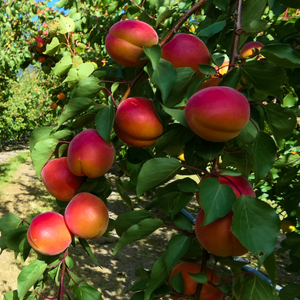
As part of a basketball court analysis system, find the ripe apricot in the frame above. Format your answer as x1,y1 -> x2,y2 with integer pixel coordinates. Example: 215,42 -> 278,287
240,41 -> 264,59
65,192 -> 109,239
185,86 -> 250,142
105,19 -> 158,67
114,97 -> 163,148
41,157 -> 85,201
27,212 -> 72,256
161,33 -> 211,76
67,129 -> 115,178
169,262 -> 223,300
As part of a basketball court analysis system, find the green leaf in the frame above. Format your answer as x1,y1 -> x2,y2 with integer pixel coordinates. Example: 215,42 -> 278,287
197,21 -> 226,38
171,271 -> 185,293
53,53 -> 72,76
234,274 -> 281,300
115,179 -> 133,210
70,77 -> 101,98
6,226 -> 28,253
136,158 -> 181,197
114,210 -> 154,237
241,61 -> 287,99
188,272 -> 208,284
253,131 -> 277,182
164,235 -> 192,268
195,139 -> 225,160
58,97 -> 94,126
59,16 -> 75,34
95,105 -> 115,145
144,45 -> 161,70
249,20 -> 270,33
164,67 -> 197,108
78,238 -> 100,266
156,9 -> 176,27
279,283 -> 300,300
242,0 -> 267,33
260,44 -> 300,68
198,64 -> 216,76
31,138 -> 58,179
232,196 -> 281,257
263,103 -> 296,147
219,67 -> 242,89
29,127 -> 54,152
280,0 -> 300,8
73,283 -> 103,300
144,256 -> 169,300
171,192 -> 194,220
149,59 -> 177,102
44,37 -> 60,55
17,260 -> 47,300
113,219 -> 164,255
162,106 -> 188,127
283,93 -> 298,108
200,177 -> 236,225
263,253 -> 278,289
237,120 -> 258,145
213,0 -> 231,11
68,270 -> 83,286
177,178 -> 199,193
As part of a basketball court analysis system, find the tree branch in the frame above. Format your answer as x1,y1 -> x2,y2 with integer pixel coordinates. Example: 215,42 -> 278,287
229,0 -> 244,70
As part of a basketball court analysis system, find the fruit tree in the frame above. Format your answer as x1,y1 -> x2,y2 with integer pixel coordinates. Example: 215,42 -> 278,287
1,0 -> 300,299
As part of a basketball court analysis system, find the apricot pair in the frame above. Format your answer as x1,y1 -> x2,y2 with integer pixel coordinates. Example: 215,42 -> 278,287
27,193 -> 109,256
195,174 -> 255,257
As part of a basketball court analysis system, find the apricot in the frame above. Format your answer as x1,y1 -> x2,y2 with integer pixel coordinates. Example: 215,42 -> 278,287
161,33 -> 211,76
27,212 -> 72,256
64,192 -> 109,239
38,56 -> 46,63
195,174 -> 254,257
105,19 -> 158,67
185,86 -> 250,142
240,41 -> 264,59
50,102 -> 57,109
169,262 -> 223,300
41,157 -> 85,201
198,78 -> 222,91
57,92 -> 65,101
114,97 -> 163,148
67,129 -> 115,178
211,61 -> 229,78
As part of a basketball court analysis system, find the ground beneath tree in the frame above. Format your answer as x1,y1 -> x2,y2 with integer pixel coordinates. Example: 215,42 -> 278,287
0,141 -> 299,300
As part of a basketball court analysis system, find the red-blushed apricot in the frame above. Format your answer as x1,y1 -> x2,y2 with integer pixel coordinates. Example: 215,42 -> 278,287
27,212 -> 72,256
114,97 -> 164,148
67,129 -> 115,178
185,86 -> 250,142
195,210 -> 248,257
41,157 -> 85,201
57,92 -> 65,101
240,41 -> 264,59
161,33 -> 211,76
64,192 -> 109,239
169,262 -> 223,300
211,61 -> 230,78
105,19 -> 158,67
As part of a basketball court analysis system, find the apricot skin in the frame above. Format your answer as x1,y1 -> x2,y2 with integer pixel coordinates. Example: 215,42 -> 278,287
64,192 -> 109,239
105,20 -> 158,67
185,86 -> 250,142
161,33 -> 211,76
114,97 -> 164,148
27,212 -> 72,256
240,41 -> 264,59
169,262 -> 223,300
67,129 -> 115,178
41,157 -> 85,201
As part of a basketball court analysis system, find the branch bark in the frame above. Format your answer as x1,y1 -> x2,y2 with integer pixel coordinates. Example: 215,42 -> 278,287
229,0 -> 244,70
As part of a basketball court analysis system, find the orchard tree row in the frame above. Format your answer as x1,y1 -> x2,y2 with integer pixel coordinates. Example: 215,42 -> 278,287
1,0 -> 300,299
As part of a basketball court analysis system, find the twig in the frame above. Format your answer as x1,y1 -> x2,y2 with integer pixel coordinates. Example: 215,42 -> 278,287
229,0 -> 244,69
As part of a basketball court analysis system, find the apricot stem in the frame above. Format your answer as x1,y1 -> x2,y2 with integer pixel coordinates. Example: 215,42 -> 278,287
215,271 -> 253,287
101,87 -> 118,110
66,267 -> 80,287
249,118 -> 259,132
229,0 -> 244,68
181,164 -> 209,174
218,174 -> 243,196
130,0 -> 156,20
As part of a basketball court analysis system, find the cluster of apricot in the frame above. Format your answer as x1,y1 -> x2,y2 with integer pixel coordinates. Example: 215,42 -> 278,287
104,19 -> 260,299
27,129 -> 115,256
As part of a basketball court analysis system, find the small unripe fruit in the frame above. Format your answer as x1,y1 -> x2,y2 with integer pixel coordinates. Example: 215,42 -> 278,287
65,192 -> 109,239
38,56 -> 46,63
51,102 -> 57,109
185,86 -> 250,142
161,33 -> 211,76
105,19 -> 158,67
114,97 -> 163,148
27,212 -> 72,256
57,92 -> 65,101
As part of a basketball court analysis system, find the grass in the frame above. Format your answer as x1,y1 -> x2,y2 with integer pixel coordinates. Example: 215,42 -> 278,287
0,152 -> 31,187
